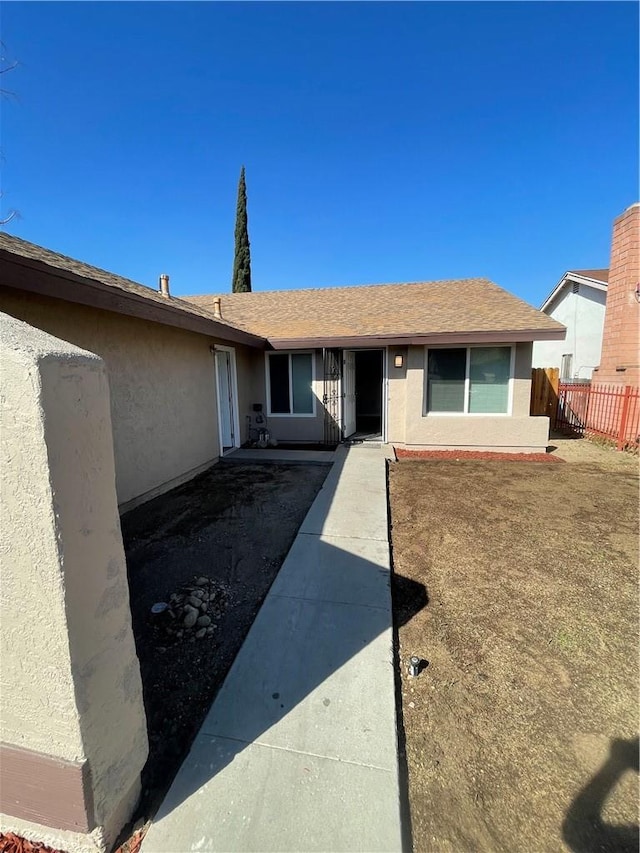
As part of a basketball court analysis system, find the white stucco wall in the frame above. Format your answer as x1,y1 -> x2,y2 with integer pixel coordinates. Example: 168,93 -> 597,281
0,313 -> 148,852
0,290 -> 254,506
532,286 -> 606,379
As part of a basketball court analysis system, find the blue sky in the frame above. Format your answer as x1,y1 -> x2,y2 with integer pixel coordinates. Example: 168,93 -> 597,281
2,2 -> 638,305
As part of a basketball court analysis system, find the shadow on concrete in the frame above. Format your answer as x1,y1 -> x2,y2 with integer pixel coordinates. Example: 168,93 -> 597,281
562,736 -> 639,853
151,551 -> 427,821
120,458 -> 332,828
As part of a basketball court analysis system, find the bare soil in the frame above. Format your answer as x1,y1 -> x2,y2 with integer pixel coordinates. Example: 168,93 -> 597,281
119,460 -> 330,832
389,436 -> 639,853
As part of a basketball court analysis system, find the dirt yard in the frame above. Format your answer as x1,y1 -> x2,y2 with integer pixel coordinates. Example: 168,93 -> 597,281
119,459 -> 330,830
389,437 -> 639,853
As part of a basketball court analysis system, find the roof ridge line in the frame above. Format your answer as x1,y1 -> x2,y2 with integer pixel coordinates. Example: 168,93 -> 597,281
185,277 -> 495,299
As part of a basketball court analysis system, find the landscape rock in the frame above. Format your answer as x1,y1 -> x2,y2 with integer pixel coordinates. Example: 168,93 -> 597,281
149,574 -> 231,645
183,609 -> 198,629
195,628 -> 207,639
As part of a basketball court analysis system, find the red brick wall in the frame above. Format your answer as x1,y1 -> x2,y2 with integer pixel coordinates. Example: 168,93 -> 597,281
594,203 -> 640,386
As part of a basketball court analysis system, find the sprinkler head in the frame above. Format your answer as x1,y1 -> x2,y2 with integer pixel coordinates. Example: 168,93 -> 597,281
408,655 -> 421,677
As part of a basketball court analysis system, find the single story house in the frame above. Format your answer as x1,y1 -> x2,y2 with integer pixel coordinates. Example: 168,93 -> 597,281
0,232 -> 565,509
187,284 -> 565,452
532,269 -> 608,380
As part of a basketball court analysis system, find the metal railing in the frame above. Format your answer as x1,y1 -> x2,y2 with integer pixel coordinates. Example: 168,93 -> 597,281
556,382 -> 640,452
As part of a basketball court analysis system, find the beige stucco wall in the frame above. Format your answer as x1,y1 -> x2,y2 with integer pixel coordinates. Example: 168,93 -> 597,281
247,343 -> 544,450
0,289 -> 259,506
386,347 -> 407,444
1,312 -> 148,852
392,342 -> 549,451
250,349 -> 326,443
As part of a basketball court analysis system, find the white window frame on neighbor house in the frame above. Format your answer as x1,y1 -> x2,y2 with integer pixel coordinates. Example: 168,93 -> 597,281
423,345 -> 516,416
265,351 -> 317,418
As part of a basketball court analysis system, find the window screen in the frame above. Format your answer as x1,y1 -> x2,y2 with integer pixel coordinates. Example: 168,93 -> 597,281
427,349 -> 466,412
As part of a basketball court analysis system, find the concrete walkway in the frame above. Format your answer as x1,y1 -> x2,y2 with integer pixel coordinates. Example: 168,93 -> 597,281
141,445 -> 402,853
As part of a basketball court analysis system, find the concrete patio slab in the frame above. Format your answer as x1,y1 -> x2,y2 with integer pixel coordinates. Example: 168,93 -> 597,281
145,736 -> 400,853
199,594 -> 396,769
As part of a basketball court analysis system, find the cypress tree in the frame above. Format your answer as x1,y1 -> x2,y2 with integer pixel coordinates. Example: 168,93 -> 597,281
231,166 -> 252,293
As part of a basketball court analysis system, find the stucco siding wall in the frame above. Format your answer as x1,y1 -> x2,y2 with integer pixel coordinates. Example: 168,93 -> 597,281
512,341 -> 533,415
0,289 -> 229,505
386,347 -> 407,444
1,313 -> 148,852
532,288 -> 605,379
233,345 -> 259,443
1,326 -> 86,763
251,349 -> 325,443
401,342 -> 548,451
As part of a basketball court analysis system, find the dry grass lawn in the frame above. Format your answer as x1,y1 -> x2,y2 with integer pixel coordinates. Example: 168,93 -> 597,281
389,437 -> 639,853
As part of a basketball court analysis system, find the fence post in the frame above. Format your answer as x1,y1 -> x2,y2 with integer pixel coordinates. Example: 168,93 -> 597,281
617,386 -> 633,451
548,368 -> 559,427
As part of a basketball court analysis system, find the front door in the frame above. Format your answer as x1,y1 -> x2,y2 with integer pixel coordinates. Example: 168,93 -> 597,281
343,350 -> 356,437
216,348 -> 236,452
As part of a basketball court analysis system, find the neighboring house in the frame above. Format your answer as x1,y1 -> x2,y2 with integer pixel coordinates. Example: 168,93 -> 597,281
0,232 -> 565,507
532,269 -> 608,380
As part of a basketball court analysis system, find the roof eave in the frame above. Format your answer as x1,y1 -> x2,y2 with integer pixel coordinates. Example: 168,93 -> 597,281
0,251 -> 267,348
540,272 -> 608,313
267,327 -> 566,350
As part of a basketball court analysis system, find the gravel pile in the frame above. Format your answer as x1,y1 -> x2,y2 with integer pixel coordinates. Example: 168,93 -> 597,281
150,576 -> 230,643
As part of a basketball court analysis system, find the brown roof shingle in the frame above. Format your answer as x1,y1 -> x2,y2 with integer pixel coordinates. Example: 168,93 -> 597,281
186,279 -> 564,345
0,233 -> 264,346
569,269 -> 609,283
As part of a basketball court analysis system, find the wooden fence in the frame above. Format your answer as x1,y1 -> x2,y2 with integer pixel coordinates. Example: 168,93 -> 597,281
555,382 -> 640,452
530,367 -> 559,418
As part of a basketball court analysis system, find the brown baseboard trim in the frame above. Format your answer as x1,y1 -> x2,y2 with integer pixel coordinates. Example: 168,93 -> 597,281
0,743 -> 95,833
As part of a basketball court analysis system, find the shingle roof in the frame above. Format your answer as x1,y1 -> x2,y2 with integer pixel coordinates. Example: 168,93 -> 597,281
569,269 -> 609,283
0,233 -> 564,347
186,279 -> 564,344
0,232 -> 263,345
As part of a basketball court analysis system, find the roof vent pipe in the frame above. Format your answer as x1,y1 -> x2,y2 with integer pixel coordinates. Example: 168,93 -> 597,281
212,297 -> 222,319
159,274 -> 170,298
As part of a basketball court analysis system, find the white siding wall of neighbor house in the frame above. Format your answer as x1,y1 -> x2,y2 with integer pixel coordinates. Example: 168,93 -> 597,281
0,290 -> 252,508
532,286 -> 606,379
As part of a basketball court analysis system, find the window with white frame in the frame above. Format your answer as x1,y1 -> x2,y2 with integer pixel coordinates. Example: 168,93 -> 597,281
560,353 -> 573,380
425,346 -> 512,414
266,352 -> 315,416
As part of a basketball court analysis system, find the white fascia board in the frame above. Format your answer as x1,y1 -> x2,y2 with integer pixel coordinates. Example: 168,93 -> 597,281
540,272 -> 608,313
